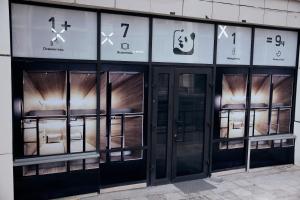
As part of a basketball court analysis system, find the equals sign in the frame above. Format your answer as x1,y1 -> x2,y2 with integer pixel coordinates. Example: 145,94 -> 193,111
266,37 -> 272,43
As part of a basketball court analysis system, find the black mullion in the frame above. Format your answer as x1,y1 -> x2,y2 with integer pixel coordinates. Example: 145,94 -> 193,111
36,119 -> 40,156
276,108 -> 280,134
267,75 -> 273,135
121,114 -> 125,161
83,117 -> 86,152
66,71 -> 71,172
252,109 -> 256,137
106,75 -> 112,162
226,110 -> 229,149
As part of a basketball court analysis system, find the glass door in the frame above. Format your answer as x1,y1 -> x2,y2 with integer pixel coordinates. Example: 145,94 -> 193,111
151,67 -> 212,184
172,68 -> 211,181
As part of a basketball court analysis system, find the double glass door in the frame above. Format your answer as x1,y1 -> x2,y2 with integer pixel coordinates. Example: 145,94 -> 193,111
151,67 -> 212,184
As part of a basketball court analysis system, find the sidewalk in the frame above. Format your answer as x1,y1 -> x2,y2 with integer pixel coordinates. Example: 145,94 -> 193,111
63,165 -> 300,200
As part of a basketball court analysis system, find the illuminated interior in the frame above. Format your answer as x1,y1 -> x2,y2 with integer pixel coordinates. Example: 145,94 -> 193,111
220,74 -> 247,141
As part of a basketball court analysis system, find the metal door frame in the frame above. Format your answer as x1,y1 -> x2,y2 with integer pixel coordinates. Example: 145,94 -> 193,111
151,66 -> 213,184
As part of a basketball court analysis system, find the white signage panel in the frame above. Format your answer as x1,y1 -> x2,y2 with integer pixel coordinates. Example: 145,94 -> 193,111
12,4 -> 97,60
101,13 -> 149,62
217,25 -> 251,65
253,28 -> 298,66
152,19 -> 214,64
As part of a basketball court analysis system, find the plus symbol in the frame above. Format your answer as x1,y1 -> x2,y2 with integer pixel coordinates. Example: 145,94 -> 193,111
61,21 -> 71,31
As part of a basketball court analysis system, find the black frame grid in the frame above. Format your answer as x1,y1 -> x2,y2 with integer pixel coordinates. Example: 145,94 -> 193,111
9,0 -> 300,197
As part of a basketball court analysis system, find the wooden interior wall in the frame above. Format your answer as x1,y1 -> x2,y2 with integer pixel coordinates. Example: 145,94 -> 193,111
272,76 -> 293,106
251,75 -> 270,106
125,117 -> 143,148
111,73 -> 143,112
23,72 -> 44,114
221,75 -> 247,106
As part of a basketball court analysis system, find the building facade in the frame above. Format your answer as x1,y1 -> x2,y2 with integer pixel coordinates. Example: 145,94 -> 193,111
1,0 -> 300,199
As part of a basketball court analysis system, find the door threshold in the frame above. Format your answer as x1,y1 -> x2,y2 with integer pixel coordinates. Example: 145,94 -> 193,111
100,182 -> 147,194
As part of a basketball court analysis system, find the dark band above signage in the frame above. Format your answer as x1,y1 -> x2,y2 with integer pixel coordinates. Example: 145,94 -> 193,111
152,19 -> 214,64
217,25 -> 251,65
11,4 -> 97,60
253,28 -> 298,66
101,13 -> 149,62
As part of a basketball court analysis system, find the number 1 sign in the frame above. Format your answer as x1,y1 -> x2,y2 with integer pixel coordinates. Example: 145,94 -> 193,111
217,25 -> 252,65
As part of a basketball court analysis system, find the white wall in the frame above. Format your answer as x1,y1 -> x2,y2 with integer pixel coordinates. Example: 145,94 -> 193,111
294,54 -> 300,165
29,0 -> 300,28
0,0 -> 14,199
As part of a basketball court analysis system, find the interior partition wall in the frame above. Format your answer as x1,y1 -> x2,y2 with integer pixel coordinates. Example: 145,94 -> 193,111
10,1 -> 299,199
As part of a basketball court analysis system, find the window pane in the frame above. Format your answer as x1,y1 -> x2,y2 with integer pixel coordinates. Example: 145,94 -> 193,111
39,162 -> 67,175
110,116 -> 122,149
228,140 -> 244,149
70,160 -> 83,171
110,72 -> 144,114
23,119 -> 37,156
70,72 -> 96,115
251,74 -> 270,108
85,158 -> 99,170
124,150 -> 143,161
219,142 -> 227,150
23,71 -> 67,117
219,111 -> 228,138
250,109 -> 269,136
228,110 -> 245,138
39,119 -> 67,155
70,118 -> 83,153
270,109 -> 291,134
100,72 -> 107,114
85,118 -> 97,151
221,74 -> 247,108
23,165 -> 36,176
279,109 -> 291,133
155,73 -> 169,179
100,117 -> 107,151
272,75 -> 293,107
125,116 -> 143,148
257,140 -> 271,149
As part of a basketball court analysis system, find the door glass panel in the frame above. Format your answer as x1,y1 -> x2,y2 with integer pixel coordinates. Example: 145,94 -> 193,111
176,73 -> 206,177
155,73 -> 169,179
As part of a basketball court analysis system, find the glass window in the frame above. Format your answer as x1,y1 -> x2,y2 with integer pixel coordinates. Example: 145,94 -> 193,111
219,74 -> 247,140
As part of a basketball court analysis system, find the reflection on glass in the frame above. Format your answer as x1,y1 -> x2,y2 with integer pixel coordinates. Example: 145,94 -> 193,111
155,73 -> 169,179
23,71 -> 67,117
176,74 -> 206,177
272,75 -> 293,107
219,74 -> 247,140
39,119 -> 67,155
